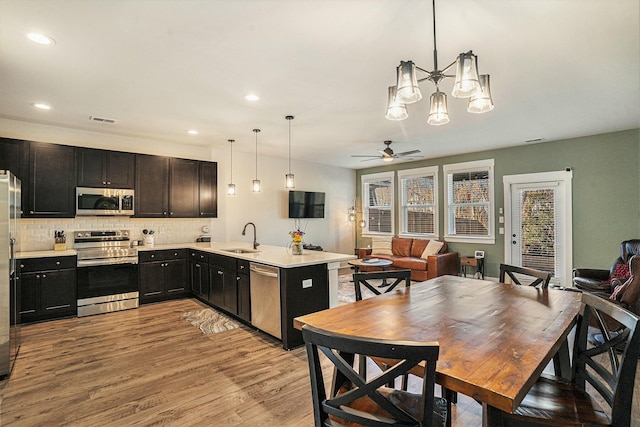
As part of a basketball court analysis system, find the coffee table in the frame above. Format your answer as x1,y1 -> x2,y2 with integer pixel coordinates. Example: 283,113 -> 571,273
348,258 -> 394,287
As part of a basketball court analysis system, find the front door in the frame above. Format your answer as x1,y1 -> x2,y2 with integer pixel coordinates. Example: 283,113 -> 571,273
503,171 -> 573,286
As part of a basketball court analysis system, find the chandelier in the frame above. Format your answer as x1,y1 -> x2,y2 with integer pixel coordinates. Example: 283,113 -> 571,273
385,0 -> 494,125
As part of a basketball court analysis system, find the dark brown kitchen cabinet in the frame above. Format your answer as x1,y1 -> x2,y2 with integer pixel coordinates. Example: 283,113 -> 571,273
198,161 -> 217,218
169,158 -> 199,217
189,251 -> 209,300
24,142 -> 76,217
135,154 -> 169,217
237,260 -> 251,322
0,137 -> 25,182
207,254 -> 250,320
76,148 -> 135,188
139,249 -> 187,303
18,256 -> 77,323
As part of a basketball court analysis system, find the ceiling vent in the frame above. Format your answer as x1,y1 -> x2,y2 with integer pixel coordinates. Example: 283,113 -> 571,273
89,116 -> 117,124
525,137 -> 545,143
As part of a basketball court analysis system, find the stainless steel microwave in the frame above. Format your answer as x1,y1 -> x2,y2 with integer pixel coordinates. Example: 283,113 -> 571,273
76,187 -> 134,216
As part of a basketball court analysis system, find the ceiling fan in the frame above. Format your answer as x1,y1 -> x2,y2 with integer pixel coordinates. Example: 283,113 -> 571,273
351,140 -> 422,162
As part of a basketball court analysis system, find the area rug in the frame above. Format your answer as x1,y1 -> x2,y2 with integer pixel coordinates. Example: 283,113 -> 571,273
338,273 -> 379,304
181,308 -> 241,335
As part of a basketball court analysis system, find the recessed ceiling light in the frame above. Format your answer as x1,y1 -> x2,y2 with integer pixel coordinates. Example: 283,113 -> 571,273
187,130 -> 198,135
32,103 -> 51,110
27,33 -> 56,45
244,94 -> 260,101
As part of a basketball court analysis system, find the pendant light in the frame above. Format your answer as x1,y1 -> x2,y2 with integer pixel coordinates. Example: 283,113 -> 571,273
285,115 -> 295,189
227,139 -> 236,195
252,129 -> 261,192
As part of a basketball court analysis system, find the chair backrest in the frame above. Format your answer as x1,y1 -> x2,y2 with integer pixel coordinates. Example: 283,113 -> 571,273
353,269 -> 412,301
302,324 -> 444,427
499,264 -> 552,288
573,292 -> 640,426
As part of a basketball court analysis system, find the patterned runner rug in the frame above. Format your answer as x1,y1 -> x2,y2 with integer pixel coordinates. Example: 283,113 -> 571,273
181,308 -> 241,335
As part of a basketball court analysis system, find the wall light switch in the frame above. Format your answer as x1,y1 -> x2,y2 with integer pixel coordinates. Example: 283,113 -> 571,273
302,279 -> 313,289
499,216 -> 504,224
499,227 -> 505,235
499,207 -> 503,214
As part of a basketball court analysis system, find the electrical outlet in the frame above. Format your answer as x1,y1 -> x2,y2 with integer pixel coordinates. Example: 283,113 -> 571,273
499,216 -> 504,224
302,279 -> 313,288
499,227 -> 505,234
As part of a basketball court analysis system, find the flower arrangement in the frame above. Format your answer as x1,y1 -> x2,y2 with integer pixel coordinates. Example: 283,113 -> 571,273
289,229 -> 305,243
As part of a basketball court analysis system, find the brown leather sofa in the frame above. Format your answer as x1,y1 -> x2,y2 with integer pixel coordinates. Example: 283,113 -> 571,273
357,237 -> 459,281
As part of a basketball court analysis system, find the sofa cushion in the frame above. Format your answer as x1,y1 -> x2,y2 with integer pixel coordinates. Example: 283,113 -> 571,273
421,240 -> 444,258
371,237 -> 393,256
411,239 -> 429,257
394,257 -> 428,271
392,237 -> 412,257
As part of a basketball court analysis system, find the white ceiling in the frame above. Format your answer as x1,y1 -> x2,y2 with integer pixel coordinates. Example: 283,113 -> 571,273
0,0 -> 638,169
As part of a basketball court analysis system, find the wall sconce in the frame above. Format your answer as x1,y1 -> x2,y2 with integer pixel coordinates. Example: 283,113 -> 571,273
252,129 -> 261,192
227,139 -> 236,195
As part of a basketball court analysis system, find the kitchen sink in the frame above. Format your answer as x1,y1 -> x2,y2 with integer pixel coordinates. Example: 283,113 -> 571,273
221,248 -> 260,254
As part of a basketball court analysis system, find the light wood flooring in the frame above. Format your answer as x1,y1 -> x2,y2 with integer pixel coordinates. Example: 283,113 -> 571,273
0,298 -> 638,426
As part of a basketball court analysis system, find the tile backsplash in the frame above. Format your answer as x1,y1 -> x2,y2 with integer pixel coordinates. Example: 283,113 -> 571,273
18,217 -> 213,252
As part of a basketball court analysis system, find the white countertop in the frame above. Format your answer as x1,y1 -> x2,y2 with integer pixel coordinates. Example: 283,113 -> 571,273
18,242 -> 355,268
139,241 -> 356,268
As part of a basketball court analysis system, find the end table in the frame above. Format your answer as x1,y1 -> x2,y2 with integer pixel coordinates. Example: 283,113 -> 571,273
460,256 -> 485,279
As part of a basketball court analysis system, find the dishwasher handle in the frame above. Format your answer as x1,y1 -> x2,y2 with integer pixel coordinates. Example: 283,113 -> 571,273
249,264 -> 279,278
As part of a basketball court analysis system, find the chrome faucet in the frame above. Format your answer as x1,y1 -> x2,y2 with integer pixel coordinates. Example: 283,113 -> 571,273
242,222 -> 260,249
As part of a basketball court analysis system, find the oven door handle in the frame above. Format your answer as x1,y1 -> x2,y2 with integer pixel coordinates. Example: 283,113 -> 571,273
77,258 -> 139,267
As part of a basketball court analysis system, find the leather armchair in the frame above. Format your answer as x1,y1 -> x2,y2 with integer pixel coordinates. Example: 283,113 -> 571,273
573,239 -> 640,294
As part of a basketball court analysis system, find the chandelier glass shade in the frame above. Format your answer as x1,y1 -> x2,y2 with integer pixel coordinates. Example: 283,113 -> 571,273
385,0 -> 494,124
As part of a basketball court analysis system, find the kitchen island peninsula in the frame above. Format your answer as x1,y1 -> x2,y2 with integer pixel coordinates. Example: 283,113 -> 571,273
139,242 -> 355,349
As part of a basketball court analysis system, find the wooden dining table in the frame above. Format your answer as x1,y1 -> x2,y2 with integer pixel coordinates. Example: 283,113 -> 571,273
293,274 -> 582,426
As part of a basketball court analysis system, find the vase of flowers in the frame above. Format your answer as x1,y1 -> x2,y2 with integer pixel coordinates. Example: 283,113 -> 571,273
289,229 -> 304,255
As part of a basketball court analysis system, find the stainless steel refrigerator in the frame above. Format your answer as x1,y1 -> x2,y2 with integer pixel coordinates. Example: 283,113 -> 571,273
0,170 -> 20,378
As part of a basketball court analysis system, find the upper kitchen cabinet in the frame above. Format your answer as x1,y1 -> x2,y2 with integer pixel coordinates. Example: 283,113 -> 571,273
0,138 -> 25,182
135,153 -> 217,218
169,158 -> 199,218
198,161 -> 217,218
24,142 -> 76,218
76,148 -> 135,188
135,154 -> 169,218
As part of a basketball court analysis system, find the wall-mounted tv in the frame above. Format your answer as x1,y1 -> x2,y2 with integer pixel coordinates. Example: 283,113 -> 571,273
288,191 -> 325,218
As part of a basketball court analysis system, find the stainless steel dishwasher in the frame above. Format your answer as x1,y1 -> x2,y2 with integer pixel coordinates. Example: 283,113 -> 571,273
249,263 -> 281,339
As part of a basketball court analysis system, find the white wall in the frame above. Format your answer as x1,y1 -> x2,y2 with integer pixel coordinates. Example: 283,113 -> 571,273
2,119 -> 356,254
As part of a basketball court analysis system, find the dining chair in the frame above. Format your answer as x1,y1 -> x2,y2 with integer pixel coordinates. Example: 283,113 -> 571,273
497,291 -> 640,426
353,269 -> 412,386
499,263 -> 552,288
302,324 -> 448,427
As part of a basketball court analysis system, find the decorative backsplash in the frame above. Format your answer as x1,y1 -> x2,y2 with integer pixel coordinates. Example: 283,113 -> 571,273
18,217 -> 213,252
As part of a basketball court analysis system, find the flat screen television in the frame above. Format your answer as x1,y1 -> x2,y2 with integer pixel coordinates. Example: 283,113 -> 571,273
288,191 -> 325,218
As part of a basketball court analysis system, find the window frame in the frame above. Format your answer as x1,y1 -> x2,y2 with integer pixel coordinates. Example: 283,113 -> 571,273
361,171 -> 395,237
398,166 -> 439,238
443,159 -> 495,244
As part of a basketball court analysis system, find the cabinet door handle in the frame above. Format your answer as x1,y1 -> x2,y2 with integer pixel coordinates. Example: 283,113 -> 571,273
163,211 -> 167,215
56,261 -> 61,265
42,274 -> 46,278
30,211 -> 34,214
46,304 -> 70,310
217,271 -> 224,275
20,264 -> 24,269
36,274 -> 40,279
107,181 -> 111,185
151,255 -> 155,258
239,265 -> 245,270
237,276 -> 240,281
195,264 -> 201,268
102,181 -> 106,185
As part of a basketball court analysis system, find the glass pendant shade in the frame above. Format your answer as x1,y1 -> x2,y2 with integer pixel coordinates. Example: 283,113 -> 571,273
467,74 -> 494,113
227,139 -> 235,196
395,61 -> 422,104
285,173 -> 295,189
348,212 -> 356,222
252,179 -> 261,192
385,86 -> 409,121
427,90 -> 449,125
227,183 -> 236,195
452,52 -> 480,98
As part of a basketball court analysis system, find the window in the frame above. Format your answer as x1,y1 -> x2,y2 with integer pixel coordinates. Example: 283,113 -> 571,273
361,172 -> 394,235
398,166 -> 438,237
443,159 -> 495,243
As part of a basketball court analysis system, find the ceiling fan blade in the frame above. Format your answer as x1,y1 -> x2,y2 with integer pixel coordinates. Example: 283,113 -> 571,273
360,157 -> 384,162
395,149 -> 421,157
351,154 -> 381,158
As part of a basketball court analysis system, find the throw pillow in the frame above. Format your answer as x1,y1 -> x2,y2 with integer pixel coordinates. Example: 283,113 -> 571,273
421,240 -> 444,258
371,237 -> 393,256
604,263 -> 630,284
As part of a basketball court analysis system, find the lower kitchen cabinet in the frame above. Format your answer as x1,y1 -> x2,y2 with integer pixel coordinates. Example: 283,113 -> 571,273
18,256 -> 77,323
207,254 -> 249,320
189,251 -> 209,300
139,249 -> 187,303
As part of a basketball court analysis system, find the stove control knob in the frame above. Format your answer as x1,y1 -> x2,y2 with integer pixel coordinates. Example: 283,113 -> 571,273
77,232 -> 83,238
123,231 -> 129,236
84,232 -> 90,237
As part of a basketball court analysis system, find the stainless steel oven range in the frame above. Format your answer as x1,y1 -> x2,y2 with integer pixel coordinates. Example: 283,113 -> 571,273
75,230 -> 138,317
